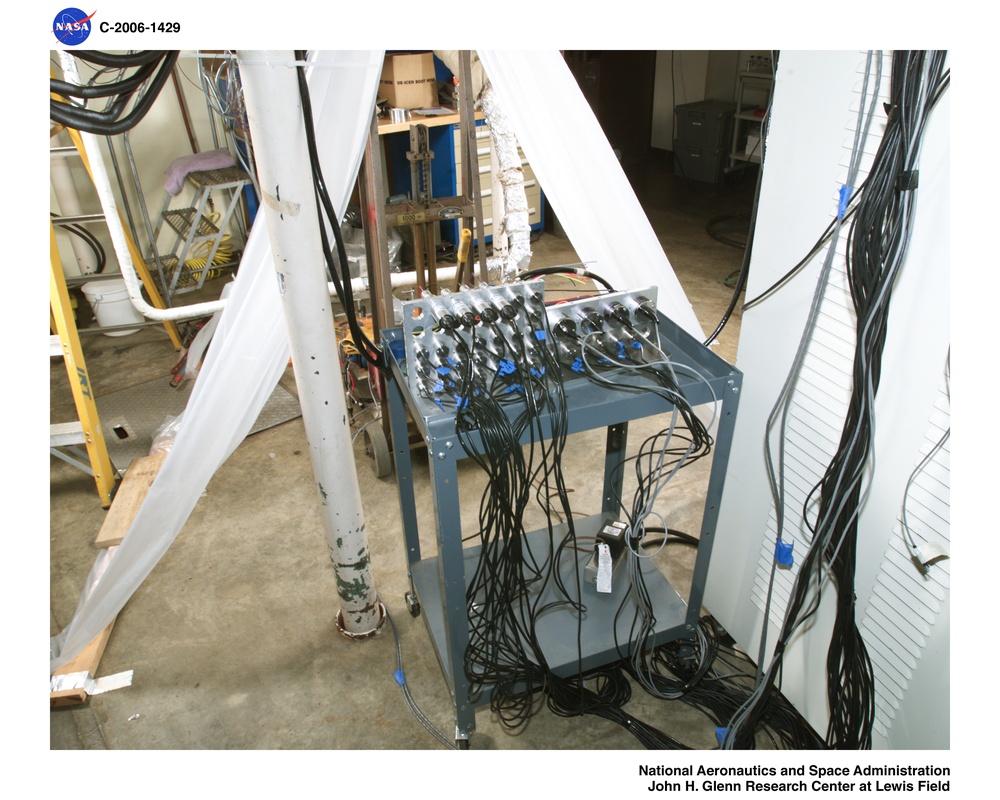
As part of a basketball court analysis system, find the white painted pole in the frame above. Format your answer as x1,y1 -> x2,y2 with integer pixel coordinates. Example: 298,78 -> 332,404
238,50 -> 384,637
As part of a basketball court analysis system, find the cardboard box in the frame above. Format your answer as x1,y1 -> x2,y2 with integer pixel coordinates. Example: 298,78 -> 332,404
380,52 -> 437,109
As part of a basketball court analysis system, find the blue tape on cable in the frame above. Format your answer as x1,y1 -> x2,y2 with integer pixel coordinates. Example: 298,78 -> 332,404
498,359 -> 516,376
631,341 -> 642,349
433,381 -> 444,393
436,366 -> 451,376
716,727 -> 729,746
571,358 -> 585,374
393,669 -> 406,687
447,356 -> 458,367
838,184 -> 853,219
530,367 -> 546,378
534,329 -> 546,341
775,539 -> 794,567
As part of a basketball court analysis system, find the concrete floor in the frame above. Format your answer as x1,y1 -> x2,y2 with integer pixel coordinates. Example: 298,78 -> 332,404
49,154 -> 757,756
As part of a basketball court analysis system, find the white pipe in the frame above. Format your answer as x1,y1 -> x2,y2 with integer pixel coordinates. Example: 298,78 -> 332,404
345,264 -> 458,294
58,51 -> 227,322
239,50 -> 384,636
51,145 -> 99,276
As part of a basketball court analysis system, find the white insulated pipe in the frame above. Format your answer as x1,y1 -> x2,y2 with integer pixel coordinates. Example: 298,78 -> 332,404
238,50 -> 384,637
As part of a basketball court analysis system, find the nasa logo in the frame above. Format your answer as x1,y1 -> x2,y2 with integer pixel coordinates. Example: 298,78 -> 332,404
52,8 -> 96,45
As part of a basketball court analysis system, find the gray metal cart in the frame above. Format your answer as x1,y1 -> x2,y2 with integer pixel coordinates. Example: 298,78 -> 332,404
382,308 -> 742,747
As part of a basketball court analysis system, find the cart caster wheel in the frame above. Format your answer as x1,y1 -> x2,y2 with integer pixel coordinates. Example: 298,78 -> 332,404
405,591 -> 421,618
456,738 -> 470,750
364,424 -> 393,478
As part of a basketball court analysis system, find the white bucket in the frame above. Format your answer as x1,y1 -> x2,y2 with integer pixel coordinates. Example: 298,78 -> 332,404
81,278 -> 145,337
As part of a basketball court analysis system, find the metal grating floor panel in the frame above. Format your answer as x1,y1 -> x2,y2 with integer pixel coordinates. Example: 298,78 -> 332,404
96,376 -> 301,472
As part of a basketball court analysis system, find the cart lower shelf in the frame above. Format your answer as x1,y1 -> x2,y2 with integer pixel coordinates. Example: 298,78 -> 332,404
409,513 -> 693,703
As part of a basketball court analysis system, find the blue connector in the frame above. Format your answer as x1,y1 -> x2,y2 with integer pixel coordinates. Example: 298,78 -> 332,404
775,539 -> 794,567
837,184 -> 853,219
393,669 -> 406,687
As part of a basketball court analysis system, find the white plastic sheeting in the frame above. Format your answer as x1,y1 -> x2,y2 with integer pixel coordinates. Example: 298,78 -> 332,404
50,50 -> 385,672
476,50 -> 704,340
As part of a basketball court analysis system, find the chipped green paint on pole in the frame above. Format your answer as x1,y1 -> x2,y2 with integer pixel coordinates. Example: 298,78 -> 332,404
240,50 -> 384,638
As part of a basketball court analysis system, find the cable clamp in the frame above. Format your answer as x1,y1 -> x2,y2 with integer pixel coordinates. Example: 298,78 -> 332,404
896,170 -> 919,192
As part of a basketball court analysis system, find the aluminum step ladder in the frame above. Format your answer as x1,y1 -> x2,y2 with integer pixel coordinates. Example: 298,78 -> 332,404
146,166 -> 249,298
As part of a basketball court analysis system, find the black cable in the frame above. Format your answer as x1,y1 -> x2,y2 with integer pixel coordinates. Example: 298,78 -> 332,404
741,186 -> 864,311
703,163 -> 762,347
516,265 -> 616,293
705,213 -> 751,249
50,51 -> 178,136
292,51 -> 386,371
51,213 -> 107,273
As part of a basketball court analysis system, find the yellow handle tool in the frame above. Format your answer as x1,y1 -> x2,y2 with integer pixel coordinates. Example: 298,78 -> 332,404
455,227 -> 473,289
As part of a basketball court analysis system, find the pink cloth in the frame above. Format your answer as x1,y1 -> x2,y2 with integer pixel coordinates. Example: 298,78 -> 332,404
163,148 -> 236,196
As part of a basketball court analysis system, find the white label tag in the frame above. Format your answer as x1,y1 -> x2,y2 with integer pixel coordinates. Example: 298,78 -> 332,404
596,543 -> 612,593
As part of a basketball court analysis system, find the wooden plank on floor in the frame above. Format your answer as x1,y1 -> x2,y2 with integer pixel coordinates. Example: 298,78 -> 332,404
94,451 -> 167,548
49,620 -> 116,708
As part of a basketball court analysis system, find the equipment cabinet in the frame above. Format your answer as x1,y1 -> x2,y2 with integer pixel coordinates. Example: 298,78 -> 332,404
382,303 -> 742,747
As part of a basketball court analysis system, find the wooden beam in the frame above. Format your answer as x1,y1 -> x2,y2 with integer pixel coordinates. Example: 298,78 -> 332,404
94,452 -> 166,548
49,621 -> 116,708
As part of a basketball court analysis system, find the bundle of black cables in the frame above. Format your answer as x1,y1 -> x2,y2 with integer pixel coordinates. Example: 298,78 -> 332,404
725,50 -> 950,751
292,51 -> 385,371
638,616 -> 825,749
453,299 -> 579,727
815,50 -> 949,749
51,51 -> 179,135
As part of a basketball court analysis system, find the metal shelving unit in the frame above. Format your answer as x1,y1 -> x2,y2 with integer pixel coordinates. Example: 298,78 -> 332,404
146,166 -> 249,297
382,307 -> 742,746
728,71 -> 774,170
